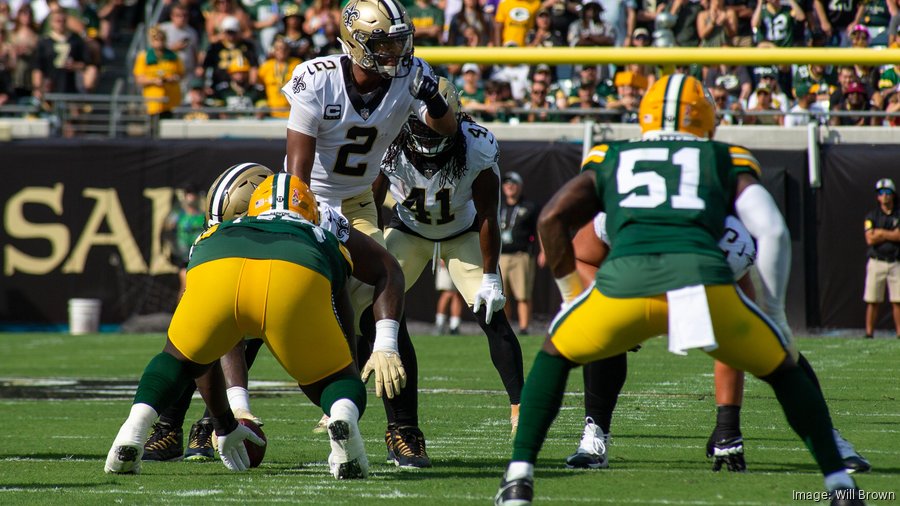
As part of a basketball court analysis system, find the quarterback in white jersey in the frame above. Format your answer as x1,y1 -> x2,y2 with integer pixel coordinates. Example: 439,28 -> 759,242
375,78 -> 524,436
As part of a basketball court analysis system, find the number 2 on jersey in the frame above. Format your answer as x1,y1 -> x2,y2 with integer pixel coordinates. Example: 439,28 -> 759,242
617,147 -> 705,210
334,127 -> 377,176
402,188 -> 454,225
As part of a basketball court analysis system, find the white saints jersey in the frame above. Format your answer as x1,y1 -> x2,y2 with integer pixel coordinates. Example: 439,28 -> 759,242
282,54 -> 433,206
386,120 -> 500,240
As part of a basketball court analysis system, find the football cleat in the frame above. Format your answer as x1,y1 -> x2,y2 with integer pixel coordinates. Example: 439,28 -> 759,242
448,327 -> 460,336
142,421 -> 183,462
233,408 -> 264,427
184,417 -> 215,461
327,417 -> 368,479
833,429 -> 871,473
105,442 -> 143,474
313,414 -> 330,434
830,488 -> 866,506
706,435 -> 746,472
494,475 -> 534,506
386,425 -> 432,468
565,417 -> 608,469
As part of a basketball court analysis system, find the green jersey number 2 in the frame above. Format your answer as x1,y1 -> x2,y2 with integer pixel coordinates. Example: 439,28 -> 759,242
617,147 -> 706,210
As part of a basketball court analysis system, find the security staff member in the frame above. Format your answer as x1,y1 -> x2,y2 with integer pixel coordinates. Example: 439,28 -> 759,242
864,178 -> 900,338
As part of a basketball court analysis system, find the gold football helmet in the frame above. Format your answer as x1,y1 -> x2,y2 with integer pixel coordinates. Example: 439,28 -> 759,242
206,163 -> 274,226
340,0 -> 414,78
639,73 -> 716,138
405,77 -> 461,155
248,173 -> 319,224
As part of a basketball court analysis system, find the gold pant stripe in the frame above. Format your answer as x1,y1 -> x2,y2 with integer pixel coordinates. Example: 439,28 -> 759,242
169,258 -> 352,385
550,284 -> 788,377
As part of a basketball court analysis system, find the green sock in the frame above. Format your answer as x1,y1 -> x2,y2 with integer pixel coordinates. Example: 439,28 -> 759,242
512,351 -> 573,463
133,352 -> 193,410
763,364 -> 844,475
320,376 -> 367,418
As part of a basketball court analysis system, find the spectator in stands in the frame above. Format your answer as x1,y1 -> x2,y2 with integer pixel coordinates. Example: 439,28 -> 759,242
520,79 -> 561,122
527,8 -> 566,46
568,82 -> 602,122
303,0 -> 340,55
133,26 -> 184,118
201,15 -> 259,91
483,79 -> 516,122
257,36 -> 298,118
568,64 -> 617,106
250,0 -> 286,57
408,0 -> 444,46
877,61 -> 900,96
0,25 -> 13,106
492,42 -> 531,102
182,77 -> 210,120
499,171 -> 539,335
10,3 -> 39,101
598,0 -> 638,47
831,80 -> 876,125
209,56 -> 266,118
710,82 -> 743,124
448,0 -> 493,46
863,178 -> 900,338
704,64 -> 752,104
697,0 -> 737,46
205,0 -> 252,45
723,0 -> 755,46
32,9 -> 88,100
657,0 -> 704,47
881,85 -> 900,126
159,3 -> 199,98
743,81 -> 784,124
752,0 -> 805,46
494,0 -> 541,47
568,2 -> 614,46
278,3 -> 311,59
747,65 -> 789,112
160,0 -> 205,42
811,0 -> 856,46
458,62 -> 489,115
794,63 -> 838,105
851,0 -> 895,46
608,80 -> 642,122
784,81 -> 826,126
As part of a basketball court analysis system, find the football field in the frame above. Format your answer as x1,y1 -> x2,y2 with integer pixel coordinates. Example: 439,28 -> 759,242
1,332 -> 898,505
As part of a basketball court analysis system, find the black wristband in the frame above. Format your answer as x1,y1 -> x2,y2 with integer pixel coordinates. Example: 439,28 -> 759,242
211,410 -> 238,436
425,94 -> 449,119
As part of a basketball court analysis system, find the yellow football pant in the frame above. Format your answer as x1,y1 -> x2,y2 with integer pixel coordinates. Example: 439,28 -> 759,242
550,284 -> 790,377
168,258 -> 353,385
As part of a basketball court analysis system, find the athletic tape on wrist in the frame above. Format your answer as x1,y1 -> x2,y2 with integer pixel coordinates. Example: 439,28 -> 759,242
374,319 -> 400,352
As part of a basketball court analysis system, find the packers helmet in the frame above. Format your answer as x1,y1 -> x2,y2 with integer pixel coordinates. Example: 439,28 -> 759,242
405,77 -> 461,155
248,173 -> 319,224
206,163 -> 274,226
639,73 -> 716,138
340,0 -> 414,78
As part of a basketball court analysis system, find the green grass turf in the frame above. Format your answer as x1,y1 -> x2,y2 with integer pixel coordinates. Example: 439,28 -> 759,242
0,332 -> 898,505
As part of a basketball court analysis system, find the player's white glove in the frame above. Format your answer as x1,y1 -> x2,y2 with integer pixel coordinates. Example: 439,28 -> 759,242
216,423 -> 265,472
361,319 -> 407,399
473,273 -> 506,324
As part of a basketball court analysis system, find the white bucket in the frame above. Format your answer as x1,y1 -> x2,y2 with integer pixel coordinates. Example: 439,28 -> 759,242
68,298 -> 102,335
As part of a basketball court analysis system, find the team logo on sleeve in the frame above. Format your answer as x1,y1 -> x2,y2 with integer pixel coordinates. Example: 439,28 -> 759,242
324,104 -> 342,120
292,72 -> 306,93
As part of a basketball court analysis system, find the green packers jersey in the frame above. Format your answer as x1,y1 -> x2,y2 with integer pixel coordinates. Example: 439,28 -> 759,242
582,135 -> 761,297
188,215 -> 353,292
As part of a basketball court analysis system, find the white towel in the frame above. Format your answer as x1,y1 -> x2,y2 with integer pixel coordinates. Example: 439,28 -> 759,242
667,285 -> 718,356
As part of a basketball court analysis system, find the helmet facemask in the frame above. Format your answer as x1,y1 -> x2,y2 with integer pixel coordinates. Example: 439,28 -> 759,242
357,29 -> 413,78
405,116 -> 454,156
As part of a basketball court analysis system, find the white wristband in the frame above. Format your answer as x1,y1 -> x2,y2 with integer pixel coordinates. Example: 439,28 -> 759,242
482,273 -> 501,286
555,271 -> 585,304
373,319 -> 400,352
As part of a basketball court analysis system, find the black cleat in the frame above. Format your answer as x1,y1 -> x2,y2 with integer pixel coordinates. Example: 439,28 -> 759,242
142,421 -> 183,461
833,429 -> 871,474
830,488 -> 866,506
184,417 -> 215,461
495,475 -> 534,506
385,425 -> 431,468
706,435 -> 746,472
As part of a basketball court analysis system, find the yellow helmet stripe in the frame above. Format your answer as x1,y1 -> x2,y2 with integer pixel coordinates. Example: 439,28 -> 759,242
662,73 -> 685,132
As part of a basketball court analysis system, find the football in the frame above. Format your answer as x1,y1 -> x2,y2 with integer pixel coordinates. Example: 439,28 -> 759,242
238,418 -> 267,468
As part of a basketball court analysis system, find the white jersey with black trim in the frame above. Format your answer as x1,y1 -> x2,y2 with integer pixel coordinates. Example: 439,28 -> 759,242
385,119 -> 500,240
282,54 -> 433,205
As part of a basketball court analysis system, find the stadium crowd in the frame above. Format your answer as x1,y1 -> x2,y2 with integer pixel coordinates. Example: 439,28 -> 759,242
1,0 -> 899,127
